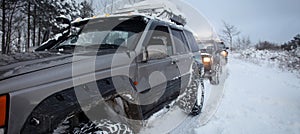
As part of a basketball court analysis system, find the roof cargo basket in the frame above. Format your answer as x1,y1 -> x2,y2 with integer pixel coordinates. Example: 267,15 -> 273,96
115,4 -> 186,26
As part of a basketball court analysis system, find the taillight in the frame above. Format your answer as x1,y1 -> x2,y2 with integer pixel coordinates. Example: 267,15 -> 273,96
0,95 -> 7,127
221,50 -> 228,57
203,57 -> 211,63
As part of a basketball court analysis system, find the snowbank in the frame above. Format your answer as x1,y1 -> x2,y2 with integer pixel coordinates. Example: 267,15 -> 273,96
235,48 -> 300,75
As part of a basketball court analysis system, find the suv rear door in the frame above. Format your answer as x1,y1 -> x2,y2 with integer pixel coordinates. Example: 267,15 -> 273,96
183,30 -> 201,63
170,28 -> 193,91
136,25 -> 180,116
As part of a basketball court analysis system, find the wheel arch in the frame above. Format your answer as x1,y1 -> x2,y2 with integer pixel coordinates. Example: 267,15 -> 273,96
20,75 -> 136,134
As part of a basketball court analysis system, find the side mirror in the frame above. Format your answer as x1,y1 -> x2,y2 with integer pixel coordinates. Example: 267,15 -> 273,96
147,45 -> 168,60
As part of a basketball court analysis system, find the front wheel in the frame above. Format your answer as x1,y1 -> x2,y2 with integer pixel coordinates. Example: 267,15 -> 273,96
53,114 -> 134,134
99,92 -> 143,133
54,93 -> 143,134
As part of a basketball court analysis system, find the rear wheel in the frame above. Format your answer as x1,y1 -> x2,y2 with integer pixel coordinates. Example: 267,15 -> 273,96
190,80 -> 204,116
177,62 -> 204,116
209,65 -> 220,85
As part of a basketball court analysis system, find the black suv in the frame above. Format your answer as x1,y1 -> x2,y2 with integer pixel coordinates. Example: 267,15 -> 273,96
0,14 -> 205,134
217,42 -> 229,63
198,40 -> 224,85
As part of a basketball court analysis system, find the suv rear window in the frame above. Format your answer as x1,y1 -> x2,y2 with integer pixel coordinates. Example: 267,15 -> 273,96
148,26 -> 173,56
171,29 -> 189,54
184,31 -> 199,52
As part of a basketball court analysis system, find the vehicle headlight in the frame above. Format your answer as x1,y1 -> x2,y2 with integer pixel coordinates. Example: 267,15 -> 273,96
221,51 -> 228,57
0,94 -> 8,129
203,57 -> 211,63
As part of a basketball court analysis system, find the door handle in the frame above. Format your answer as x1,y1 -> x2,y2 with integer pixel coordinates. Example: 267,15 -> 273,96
171,59 -> 179,64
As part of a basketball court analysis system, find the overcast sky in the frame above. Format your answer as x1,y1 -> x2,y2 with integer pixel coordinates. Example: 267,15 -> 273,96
185,0 -> 300,44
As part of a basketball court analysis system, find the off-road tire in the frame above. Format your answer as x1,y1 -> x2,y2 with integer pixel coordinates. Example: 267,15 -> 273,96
190,80 -> 204,116
209,65 -> 220,85
53,116 -> 134,134
53,92 -> 142,134
73,119 -> 134,134
177,62 -> 204,115
51,78 -> 143,134
109,92 -> 144,133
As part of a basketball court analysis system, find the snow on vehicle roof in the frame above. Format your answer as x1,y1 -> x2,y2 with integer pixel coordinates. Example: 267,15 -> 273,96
71,12 -> 184,30
123,0 -> 185,17
71,13 -> 149,23
71,0 -> 186,28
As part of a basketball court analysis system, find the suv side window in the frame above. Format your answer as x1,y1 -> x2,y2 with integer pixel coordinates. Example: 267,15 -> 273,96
148,26 -> 173,56
171,29 -> 189,54
184,31 -> 199,52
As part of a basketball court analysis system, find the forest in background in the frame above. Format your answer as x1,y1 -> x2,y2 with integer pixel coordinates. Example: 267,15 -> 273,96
0,0 -> 142,54
0,0 -> 299,55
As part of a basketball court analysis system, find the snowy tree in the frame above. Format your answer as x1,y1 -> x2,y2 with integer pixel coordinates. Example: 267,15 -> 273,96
255,41 -> 280,50
220,21 -> 240,51
0,0 -> 93,53
1,0 -> 26,53
1,0 -> 6,54
236,36 -> 251,49
0,0 -> 152,54
95,0 -> 144,14
79,0 -> 94,18
281,34 -> 300,51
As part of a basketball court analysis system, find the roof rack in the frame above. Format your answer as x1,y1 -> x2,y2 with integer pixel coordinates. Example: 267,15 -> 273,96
114,3 -> 187,26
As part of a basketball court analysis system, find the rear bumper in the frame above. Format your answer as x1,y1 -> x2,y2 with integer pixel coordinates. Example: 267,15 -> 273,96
203,63 -> 212,72
203,64 -> 216,77
204,71 -> 215,77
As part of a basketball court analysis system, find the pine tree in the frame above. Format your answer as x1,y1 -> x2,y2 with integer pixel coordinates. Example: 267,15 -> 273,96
79,0 -> 94,18
27,0 -> 82,46
1,0 -> 6,54
1,0 -> 93,53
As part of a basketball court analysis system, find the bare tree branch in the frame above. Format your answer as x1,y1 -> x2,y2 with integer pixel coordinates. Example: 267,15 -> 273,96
221,21 -> 240,50
236,36 -> 251,49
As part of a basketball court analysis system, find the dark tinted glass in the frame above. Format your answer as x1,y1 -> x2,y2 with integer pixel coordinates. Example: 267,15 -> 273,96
148,26 -> 173,56
171,29 -> 188,54
184,31 -> 199,52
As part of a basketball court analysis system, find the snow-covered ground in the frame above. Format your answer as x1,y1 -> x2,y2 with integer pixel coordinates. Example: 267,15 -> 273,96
237,48 -> 300,75
193,53 -> 300,134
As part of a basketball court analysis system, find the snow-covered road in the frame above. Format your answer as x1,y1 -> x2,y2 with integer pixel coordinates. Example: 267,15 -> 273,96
194,55 -> 300,134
